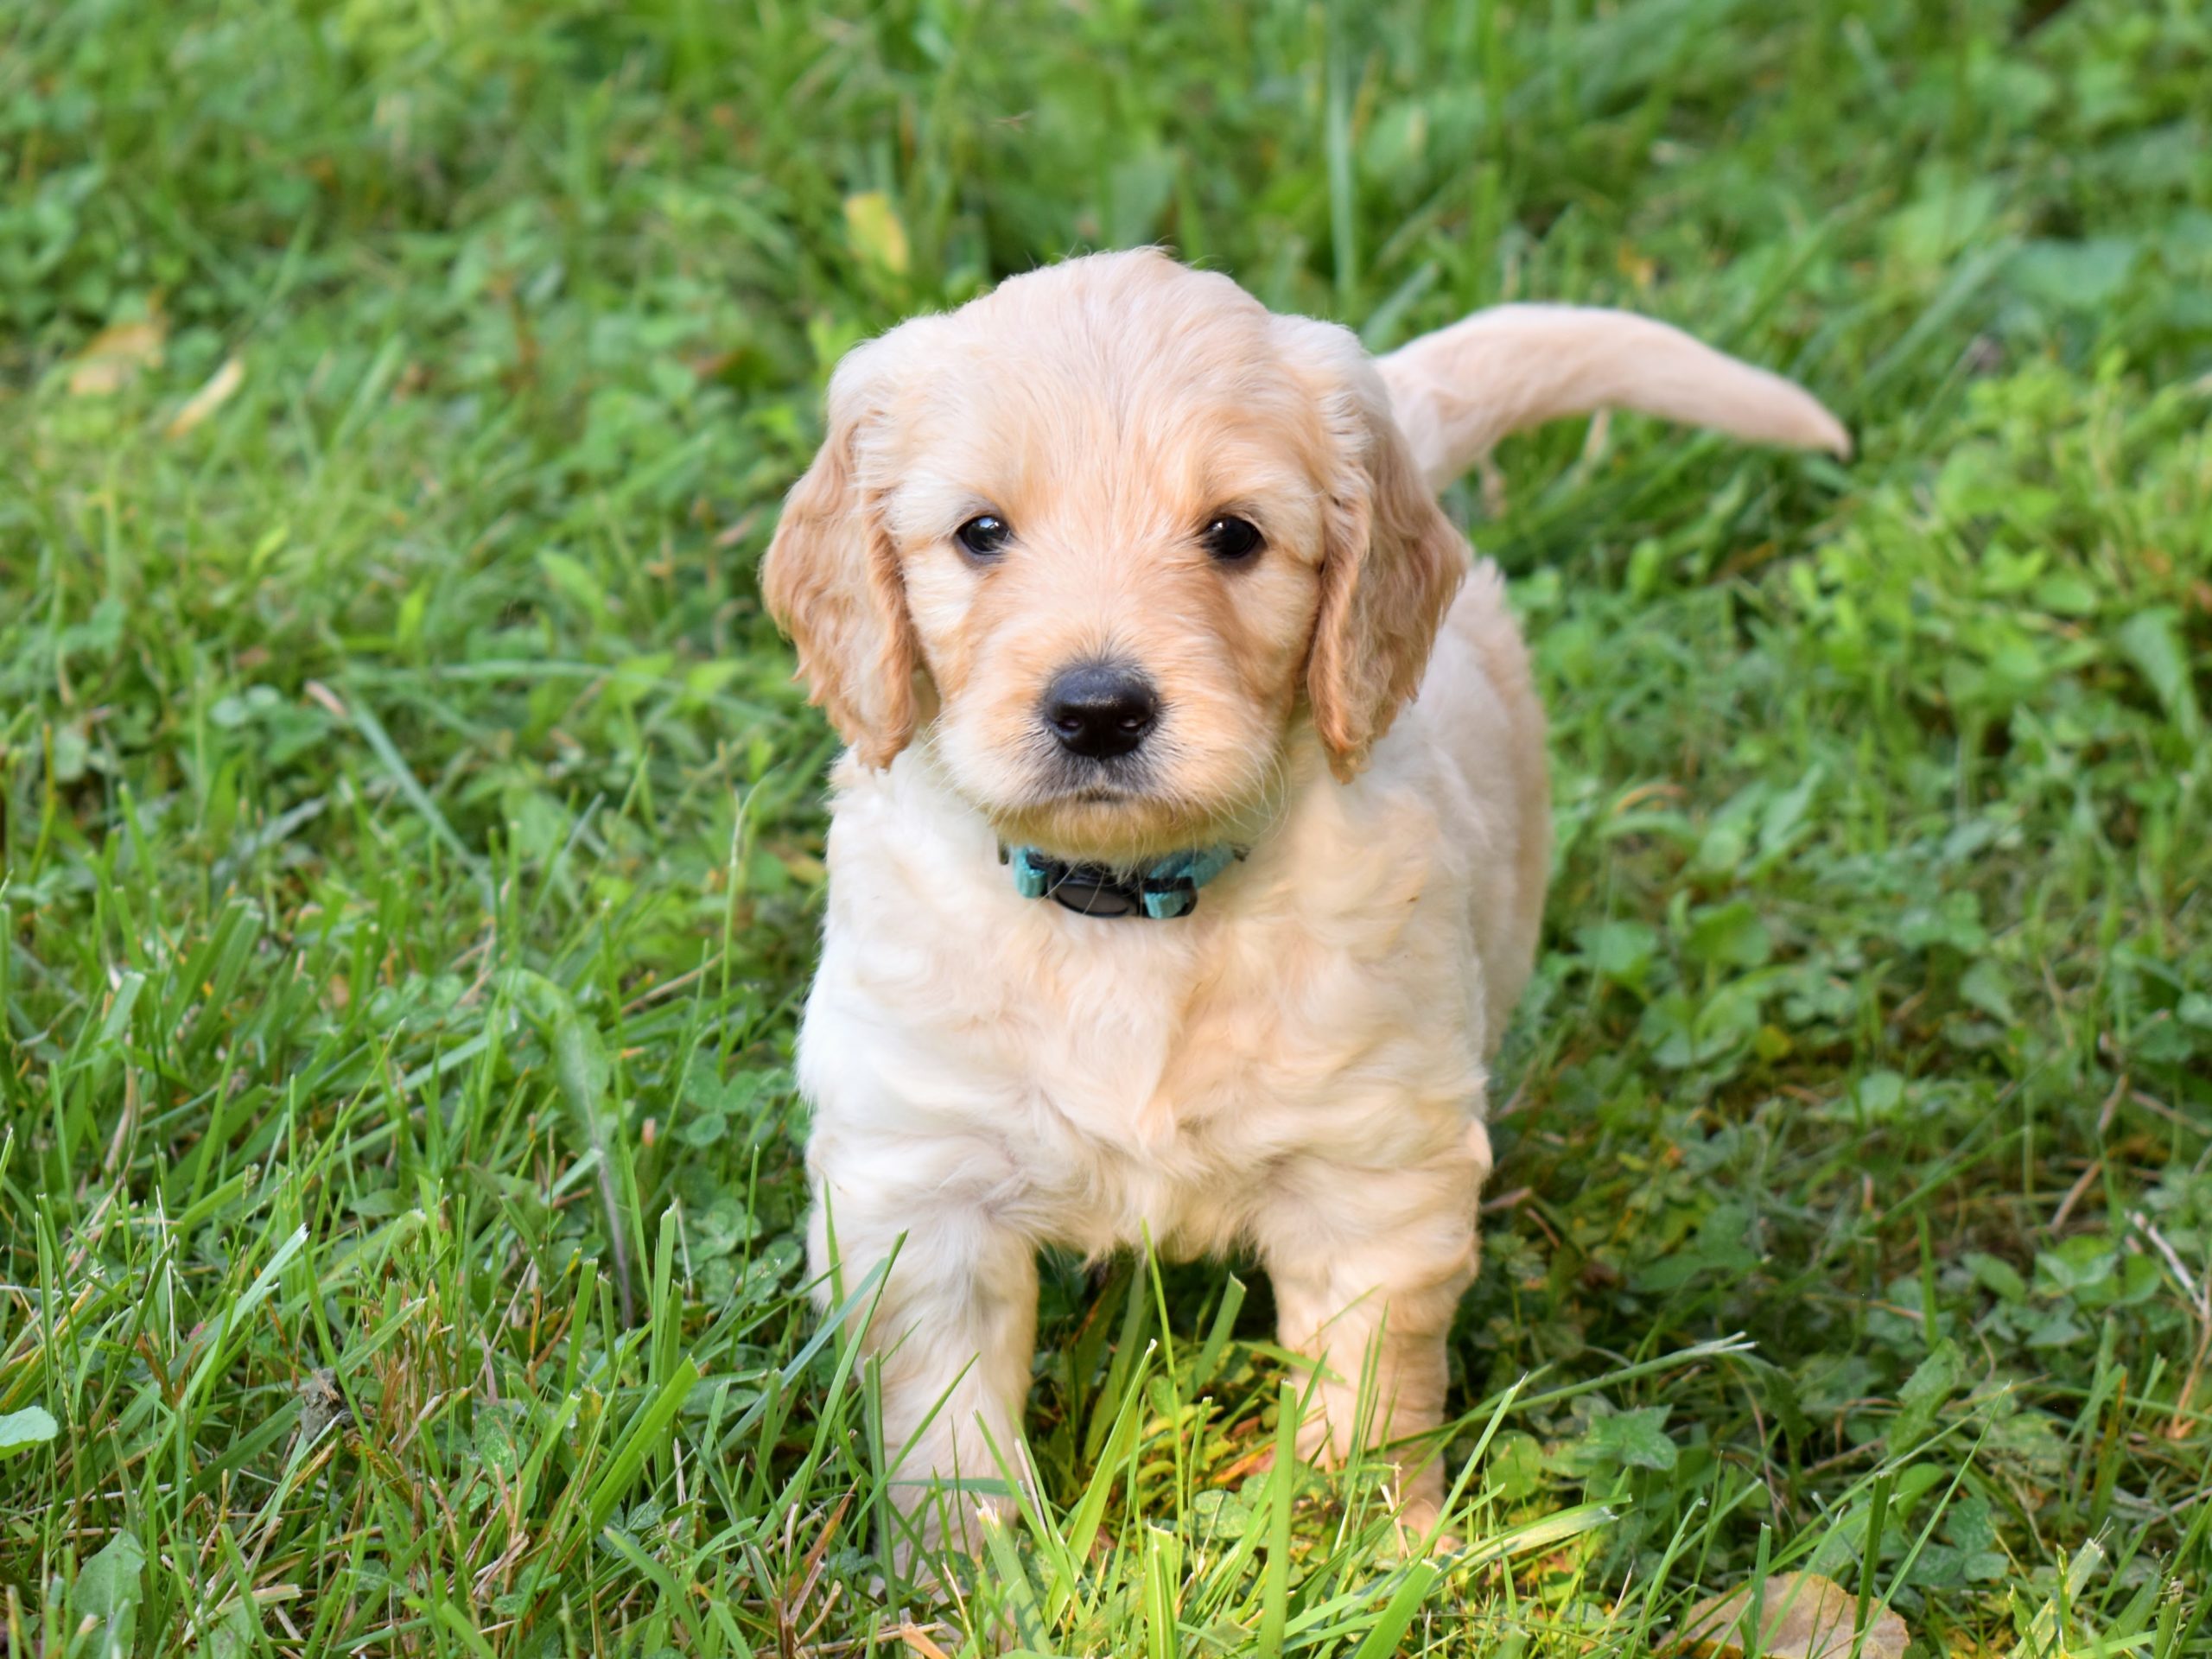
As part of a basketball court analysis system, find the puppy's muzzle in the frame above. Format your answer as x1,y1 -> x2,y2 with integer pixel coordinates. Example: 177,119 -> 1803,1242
1042,662 -> 1158,760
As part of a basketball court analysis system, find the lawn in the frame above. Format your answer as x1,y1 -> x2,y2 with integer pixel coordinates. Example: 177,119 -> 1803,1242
3,0 -> 2209,1654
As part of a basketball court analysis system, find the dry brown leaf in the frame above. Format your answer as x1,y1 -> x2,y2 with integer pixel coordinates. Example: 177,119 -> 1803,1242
895,1624 -> 953,1659
166,355 -> 245,436
302,681 -> 349,721
67,316 -> 167,396
1676,1572 -> 1909,1659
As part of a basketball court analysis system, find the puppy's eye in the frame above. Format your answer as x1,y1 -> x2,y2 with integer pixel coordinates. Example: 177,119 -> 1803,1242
1202,515 -> 1262,563
955,514 -> 1012,561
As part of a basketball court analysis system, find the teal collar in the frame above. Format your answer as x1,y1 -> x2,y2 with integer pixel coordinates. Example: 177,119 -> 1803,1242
1002,843 -> 1239,919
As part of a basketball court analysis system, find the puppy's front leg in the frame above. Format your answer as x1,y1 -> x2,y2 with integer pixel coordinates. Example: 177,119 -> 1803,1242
809,1171 -> 1038,1561
1255,1155 -> 1484,1535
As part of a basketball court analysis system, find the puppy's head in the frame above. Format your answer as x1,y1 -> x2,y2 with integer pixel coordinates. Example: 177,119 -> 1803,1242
763,250 -> 1463,863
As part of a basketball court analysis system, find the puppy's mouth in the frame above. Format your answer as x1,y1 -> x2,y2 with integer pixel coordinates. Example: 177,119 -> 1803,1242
945,715 -> 1278,864
990,764 -> 1255,868
1022,741 -> 1160,807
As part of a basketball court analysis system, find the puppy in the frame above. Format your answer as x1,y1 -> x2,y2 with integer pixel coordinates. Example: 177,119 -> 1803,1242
763,249 -> 1845,1559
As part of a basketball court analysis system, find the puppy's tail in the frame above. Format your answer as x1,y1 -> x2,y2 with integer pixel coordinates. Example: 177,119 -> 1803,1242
1377,304 -> 1850,492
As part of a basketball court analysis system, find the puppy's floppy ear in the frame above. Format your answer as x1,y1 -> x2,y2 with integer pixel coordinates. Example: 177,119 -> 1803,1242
1278,315 -> 1468,782
760,336 -> 921,769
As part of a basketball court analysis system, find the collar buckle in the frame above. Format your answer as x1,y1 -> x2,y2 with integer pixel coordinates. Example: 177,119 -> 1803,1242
1003,845 -> 1232,920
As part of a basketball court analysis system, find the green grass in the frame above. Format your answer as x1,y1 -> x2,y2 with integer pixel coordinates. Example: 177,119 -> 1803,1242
3,0 -> 2209,1653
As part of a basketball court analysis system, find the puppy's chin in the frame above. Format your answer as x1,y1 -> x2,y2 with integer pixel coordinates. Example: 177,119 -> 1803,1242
930,721 -> 1291,867
988,791 -> 1235,868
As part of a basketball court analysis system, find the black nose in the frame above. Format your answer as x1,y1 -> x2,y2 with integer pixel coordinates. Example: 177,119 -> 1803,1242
1043,663 -> 1159,760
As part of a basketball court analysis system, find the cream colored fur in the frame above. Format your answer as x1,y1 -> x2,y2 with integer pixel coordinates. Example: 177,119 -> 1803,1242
762,250 -> 1844,1563
1382,302 -> 1850,490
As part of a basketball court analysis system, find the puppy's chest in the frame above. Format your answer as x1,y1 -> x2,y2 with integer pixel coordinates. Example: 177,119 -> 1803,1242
937,934 -> 1307,1243
812,778 -> 1482,1245
961,916 -> 1376,1156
